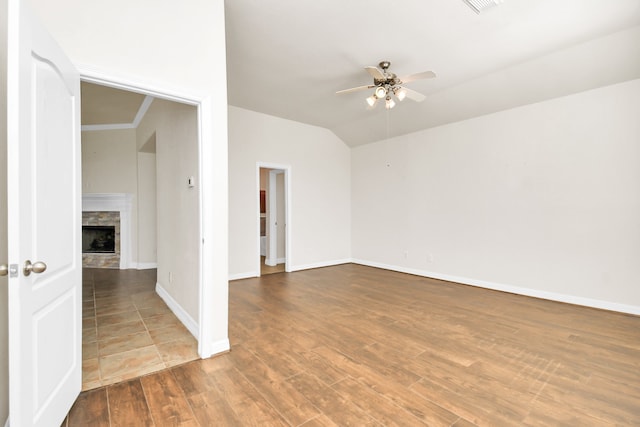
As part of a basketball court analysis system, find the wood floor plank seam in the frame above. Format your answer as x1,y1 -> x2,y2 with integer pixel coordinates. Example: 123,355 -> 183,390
169,368 -> 201,426
229,364 -> 301,426
330,374 -> 431,426
104,386 -> 113,426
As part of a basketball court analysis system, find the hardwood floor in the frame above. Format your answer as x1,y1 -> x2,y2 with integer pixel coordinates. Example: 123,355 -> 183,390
64,264 -> 640,426
82,268 -> 199,390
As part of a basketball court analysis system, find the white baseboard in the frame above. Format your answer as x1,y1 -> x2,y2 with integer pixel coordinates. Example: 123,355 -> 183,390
155,282 -> 199,338
229,271 -> 258,281
352,259 -> 640,316
290,258 -> 352,272
210,338 -> 231,356
133,262 -> 158,270
198,337 -> 230,359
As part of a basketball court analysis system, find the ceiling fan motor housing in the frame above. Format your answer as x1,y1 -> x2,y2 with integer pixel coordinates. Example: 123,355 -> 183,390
374,75 -> 400,87
375,61 -> 401,87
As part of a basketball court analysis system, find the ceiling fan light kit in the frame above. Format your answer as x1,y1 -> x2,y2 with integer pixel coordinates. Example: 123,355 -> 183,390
385,96 -> 395,110
337,61 -> 436,110
374,86 -> 387,99
393,87 -> 406,101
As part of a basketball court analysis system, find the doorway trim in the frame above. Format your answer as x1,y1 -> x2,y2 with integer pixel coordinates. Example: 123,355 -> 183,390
256,162 -> 291,275
78,65 -> 218,358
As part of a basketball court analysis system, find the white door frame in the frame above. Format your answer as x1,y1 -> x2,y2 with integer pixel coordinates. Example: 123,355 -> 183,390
79,66 -> 216,357
256,163 -> 291,275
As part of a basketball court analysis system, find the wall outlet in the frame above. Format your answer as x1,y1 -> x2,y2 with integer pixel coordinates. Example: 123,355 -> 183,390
427,253 -> 434,263
169,272 -> 173,284
403,251 -> 408,259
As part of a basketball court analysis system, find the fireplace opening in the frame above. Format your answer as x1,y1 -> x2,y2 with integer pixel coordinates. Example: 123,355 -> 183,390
82,226 -> 116,253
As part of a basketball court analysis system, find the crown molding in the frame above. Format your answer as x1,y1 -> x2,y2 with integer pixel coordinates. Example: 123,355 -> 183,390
81,94 -> 154,132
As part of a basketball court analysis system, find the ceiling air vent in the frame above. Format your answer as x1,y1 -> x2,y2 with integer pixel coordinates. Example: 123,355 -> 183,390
462,0 -> 504,14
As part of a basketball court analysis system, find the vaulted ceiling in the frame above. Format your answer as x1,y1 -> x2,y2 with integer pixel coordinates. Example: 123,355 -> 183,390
82,1 -> 640,147
224,0 -> 640,146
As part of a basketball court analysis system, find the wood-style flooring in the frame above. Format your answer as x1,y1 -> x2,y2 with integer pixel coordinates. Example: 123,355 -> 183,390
82,268 -> 199,390
65,264 -> 640,426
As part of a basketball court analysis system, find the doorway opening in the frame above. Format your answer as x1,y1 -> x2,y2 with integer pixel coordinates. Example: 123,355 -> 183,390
257,165 -> 291,276
79,79 -> 204,390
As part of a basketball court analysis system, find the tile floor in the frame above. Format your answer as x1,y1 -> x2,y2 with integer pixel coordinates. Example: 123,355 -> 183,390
82,268 -> 199,391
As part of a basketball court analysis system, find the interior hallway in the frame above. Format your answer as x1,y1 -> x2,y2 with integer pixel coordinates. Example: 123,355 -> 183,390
82,268 -> 199,390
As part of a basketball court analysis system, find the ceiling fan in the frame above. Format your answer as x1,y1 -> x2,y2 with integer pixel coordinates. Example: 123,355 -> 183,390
336,61 -> 436,110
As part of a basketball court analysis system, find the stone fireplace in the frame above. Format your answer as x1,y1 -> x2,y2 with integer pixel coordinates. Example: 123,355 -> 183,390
82,212 -> 120,268
82,193 -> 132,269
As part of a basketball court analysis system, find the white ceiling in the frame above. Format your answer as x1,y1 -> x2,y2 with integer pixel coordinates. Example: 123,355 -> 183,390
81,1 -> 640,146
225,0 -> 640,146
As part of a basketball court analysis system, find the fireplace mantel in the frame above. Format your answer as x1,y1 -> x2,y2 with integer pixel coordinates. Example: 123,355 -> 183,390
82,193 -> 132,269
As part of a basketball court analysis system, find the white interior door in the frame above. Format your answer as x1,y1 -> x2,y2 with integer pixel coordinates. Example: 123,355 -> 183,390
7,2 -> 82,426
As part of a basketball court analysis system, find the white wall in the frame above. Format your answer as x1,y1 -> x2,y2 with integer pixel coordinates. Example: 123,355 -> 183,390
137,99 -> 200,324
28,0 -> 229,354
0,1 -> 9,422
229,106 -> 351,278
82,130 -> 137,194
82,129 -> 157,268
137,151 -> 157,267
82,129 -> 142,265
352,79 -> 640,313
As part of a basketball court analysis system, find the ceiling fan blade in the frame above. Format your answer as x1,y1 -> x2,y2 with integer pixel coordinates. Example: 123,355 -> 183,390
336,85 -> 374,95
400,70 -> 436,84
400,87 -> 426,102
365,66 -> 385,80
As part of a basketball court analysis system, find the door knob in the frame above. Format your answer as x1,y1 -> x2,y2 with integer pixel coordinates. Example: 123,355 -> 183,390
23,260 -> 47,276
0,264 -> 7,277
